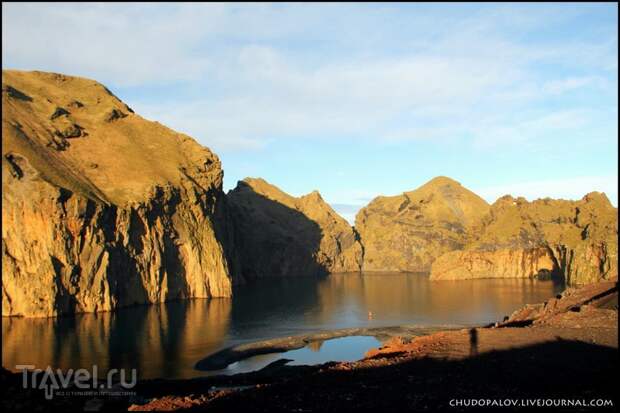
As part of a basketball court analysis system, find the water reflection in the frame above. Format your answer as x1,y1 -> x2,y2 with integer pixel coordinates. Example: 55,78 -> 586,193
2,299 -> 231,379
214,336 -> 382,376
314,273 -> 564,327
2,273 -> 563,379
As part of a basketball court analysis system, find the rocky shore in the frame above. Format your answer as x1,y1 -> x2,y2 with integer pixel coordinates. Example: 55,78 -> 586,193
131,280 -> 619,411
2,70 -> 618,411
2,280 -> 616,411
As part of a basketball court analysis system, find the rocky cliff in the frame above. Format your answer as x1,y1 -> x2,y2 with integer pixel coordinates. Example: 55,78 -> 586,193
355,176 -> 490,272
227,178 -> 363,280
2,70 -> 233,317
4,70 -> 615,317
430,193 -> 618,285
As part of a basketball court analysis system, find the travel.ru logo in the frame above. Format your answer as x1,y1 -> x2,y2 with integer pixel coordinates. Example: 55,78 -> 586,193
15,364 -> 137,400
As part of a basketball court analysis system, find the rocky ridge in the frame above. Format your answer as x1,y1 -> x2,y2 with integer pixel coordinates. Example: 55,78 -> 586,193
227,178 -> 363,280
355,176 -> 490,272
2,69 -> 617,317
430,193 -> 618,285
2,70 -> 233,317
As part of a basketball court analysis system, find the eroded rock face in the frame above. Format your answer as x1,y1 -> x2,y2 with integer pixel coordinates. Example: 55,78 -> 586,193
430,194 -> 618,285
431,248 -> 557,280
355,177 -> 490,272
227,178 -> 363,280
2,70 -> 233,317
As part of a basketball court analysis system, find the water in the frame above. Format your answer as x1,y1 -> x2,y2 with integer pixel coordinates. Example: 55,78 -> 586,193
212,336 -> 382,376
2,273 -> 564,379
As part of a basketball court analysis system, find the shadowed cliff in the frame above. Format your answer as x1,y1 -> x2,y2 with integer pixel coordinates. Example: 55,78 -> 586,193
226,178 -> 362,282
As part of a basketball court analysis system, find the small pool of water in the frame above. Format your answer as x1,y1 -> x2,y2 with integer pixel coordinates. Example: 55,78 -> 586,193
209,336 -> 382,376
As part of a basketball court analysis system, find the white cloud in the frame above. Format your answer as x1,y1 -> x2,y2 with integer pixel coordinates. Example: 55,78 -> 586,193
542,76 -> 602,94
470,108 -> 596,150
2,4 -> 221,85
133,45 -> 615,152
2,3 -> 617,153
131,47 -> 530,150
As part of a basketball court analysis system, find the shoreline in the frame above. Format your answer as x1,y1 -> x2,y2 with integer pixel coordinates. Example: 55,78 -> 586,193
195,325 -> 463,371
2,272 -> 565,320
2,280 -> 616,411
132,279 -> 619,410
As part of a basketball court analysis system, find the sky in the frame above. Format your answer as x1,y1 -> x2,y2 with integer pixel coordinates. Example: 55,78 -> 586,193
3,3 -> 618,223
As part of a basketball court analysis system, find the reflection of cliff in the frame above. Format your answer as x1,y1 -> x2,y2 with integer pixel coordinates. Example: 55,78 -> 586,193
307,340 -> 324,352
314,273 -> 431,324
230,277 -> 323,339
1,298 -> 230,379
425,278 -> 562,324
314,274 -> 561,326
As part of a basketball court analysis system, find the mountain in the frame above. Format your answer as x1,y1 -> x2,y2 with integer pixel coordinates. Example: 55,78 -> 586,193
3,69 -> 616,317
355,176 -> 490,272
2,70 -> 233,317
430,193 -> 618,285
227,178 -> 363,280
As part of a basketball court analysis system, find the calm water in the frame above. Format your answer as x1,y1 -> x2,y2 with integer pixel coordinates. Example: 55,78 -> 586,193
2,273 -> 563,379
212,336 -> 382,376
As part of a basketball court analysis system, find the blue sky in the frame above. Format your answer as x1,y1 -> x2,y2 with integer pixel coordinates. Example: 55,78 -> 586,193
3,3 -> 618,222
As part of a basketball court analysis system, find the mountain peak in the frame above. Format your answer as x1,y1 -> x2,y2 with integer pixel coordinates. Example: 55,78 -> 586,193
582,191 -> 612,206
423,176 -> 462,187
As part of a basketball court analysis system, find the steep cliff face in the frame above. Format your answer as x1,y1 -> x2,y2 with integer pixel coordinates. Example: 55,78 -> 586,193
430,193 -> 618,285
430,248 -> 557,280
2,70 -> 232,317
355,177 -> 490,272
227,178 -> 363,280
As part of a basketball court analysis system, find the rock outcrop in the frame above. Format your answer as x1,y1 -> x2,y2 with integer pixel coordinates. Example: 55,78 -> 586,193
430,193 -> 618,285
355,177 -> 490,272
2,70 -> 233,317
499,279 -> 617,327
227,178 -> 363,280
